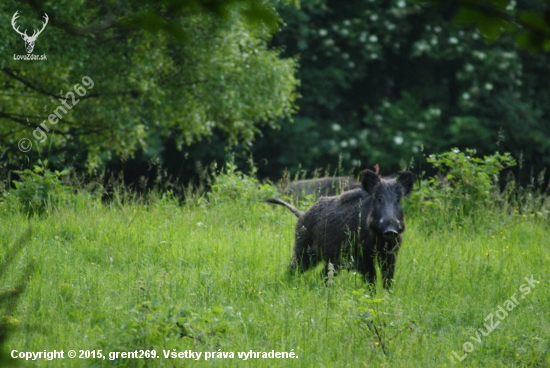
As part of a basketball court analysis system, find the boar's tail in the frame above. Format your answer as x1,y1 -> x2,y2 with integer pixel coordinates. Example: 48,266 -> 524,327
265,198 -> 304,218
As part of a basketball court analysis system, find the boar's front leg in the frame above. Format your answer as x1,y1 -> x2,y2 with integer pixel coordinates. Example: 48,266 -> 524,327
356,245 -> 376,285
379,242 -> 400,288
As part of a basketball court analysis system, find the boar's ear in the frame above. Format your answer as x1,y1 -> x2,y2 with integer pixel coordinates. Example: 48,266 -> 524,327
361,169 -> 380,195
397,171 -> 414,197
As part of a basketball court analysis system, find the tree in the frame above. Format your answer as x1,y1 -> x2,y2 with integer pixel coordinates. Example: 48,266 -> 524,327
249,0 -> 550,183
0,0 -> 298,170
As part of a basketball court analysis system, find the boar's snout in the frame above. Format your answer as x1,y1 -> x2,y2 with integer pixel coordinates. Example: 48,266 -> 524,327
383,229 -> 399,239
378,218 -> 402,240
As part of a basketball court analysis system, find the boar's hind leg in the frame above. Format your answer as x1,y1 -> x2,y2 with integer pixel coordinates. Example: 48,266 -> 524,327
290,226 -> 318,273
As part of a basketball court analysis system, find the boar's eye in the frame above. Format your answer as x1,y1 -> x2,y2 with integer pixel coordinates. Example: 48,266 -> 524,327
377,196 -> 383,203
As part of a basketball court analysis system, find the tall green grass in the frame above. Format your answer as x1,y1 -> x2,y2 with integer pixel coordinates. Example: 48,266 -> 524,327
0,160 -> 549,367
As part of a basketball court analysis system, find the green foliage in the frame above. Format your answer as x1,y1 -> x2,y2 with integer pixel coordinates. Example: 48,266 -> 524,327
1,175 -> 549,367
433,0 -> 550,53
505,167 -> 550,221
0,0 -> 299,170
412,148 -> 516,213
97,300 -> 240,366
0,229 -> 34,367
248,0 -> 550,184
209,160 -> 278,203
340,289 -> 412,356
3,161 -> 70,216
120,0 -> 284,35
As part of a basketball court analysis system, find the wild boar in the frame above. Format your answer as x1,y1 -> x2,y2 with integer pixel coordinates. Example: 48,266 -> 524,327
267,169 -> 413,287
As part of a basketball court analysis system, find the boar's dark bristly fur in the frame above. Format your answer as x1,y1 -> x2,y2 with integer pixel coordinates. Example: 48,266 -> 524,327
267,169 -> 413,288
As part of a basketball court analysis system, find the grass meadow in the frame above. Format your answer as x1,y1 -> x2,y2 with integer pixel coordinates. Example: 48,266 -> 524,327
1,168 -> 549,367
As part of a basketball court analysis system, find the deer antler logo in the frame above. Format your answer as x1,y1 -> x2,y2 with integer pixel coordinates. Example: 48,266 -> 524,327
11,11 -> 49,54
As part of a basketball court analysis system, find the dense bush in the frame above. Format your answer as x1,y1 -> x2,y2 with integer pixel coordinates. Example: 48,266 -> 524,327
208,160 -> 278,204
2,162 -> 71,216
411,148 -> 516,214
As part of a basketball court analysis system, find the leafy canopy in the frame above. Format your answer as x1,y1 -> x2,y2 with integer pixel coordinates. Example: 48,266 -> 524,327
0,0 -> 299,169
